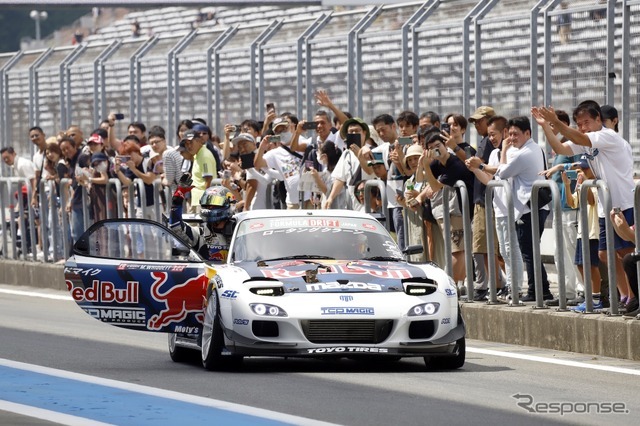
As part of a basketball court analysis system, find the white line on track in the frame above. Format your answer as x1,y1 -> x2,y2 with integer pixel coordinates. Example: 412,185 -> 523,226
0,400 -> 112,426
0,288 -> 72,301
0,358 -> 338,426
467,347 -> 640,376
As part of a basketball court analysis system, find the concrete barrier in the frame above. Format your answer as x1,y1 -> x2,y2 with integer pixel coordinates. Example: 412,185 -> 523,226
2,259 -> 639,361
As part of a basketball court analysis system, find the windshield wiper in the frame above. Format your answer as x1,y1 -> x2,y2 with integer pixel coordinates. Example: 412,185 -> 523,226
260,255 -> 335,262
360,256 -> 402,262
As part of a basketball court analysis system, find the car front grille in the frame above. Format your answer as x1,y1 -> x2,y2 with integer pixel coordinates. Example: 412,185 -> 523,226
301,320 -> 393,344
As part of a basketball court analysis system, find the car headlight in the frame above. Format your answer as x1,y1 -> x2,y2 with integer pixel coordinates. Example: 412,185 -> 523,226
408,302 -> 440,316
250,303 -> 287,317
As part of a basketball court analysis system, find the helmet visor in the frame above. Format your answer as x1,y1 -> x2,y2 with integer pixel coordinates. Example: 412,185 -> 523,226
201,194 -> 227,208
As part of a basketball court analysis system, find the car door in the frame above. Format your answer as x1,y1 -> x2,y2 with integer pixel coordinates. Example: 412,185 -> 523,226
64,219 -> 211,334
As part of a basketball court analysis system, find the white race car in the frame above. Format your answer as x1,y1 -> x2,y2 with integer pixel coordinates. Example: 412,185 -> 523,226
64,209 -> 465,370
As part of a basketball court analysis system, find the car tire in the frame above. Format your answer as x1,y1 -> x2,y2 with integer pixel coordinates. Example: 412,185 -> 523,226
168,333 -> 191,363
201,291 -> 243,371
423,336 -> 466,370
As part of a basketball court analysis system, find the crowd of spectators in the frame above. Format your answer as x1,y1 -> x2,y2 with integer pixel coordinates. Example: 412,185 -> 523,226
0,93 -> 637,317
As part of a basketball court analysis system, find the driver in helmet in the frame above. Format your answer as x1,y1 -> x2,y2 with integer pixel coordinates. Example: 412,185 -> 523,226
169,173 -> 235,263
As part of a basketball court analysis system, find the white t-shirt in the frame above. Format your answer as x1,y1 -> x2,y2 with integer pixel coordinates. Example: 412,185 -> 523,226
13,156 -> 37,180
567,128 -> 635,217
372,142 -> 403,208
331,149 -> 374,210
246,167 -> 281,210
263,146 -> 304,205
32,148 -> 49,181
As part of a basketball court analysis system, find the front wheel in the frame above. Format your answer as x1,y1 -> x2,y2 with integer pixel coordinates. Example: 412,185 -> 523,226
423,337 -> 465,370
201,291 -> 242,371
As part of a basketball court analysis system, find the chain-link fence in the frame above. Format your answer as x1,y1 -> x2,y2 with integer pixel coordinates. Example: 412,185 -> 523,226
1,1 -> 640,172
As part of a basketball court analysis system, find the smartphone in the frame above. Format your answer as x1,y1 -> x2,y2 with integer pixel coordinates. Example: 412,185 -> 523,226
266,103 -> 275,113
395,188 -> 404,197
440,123 -> 450,134
116,155 -> 131,163
565,170 -> 578,181
221,170 -> 231,179
114,113 -> 125,120
302,122 -> 318,130
613,207 -> 622,214
346,133 -> 360,148
240,153 -> 254,169
304,160 -> 314,171
270,135 -> 281,143
398,137 -> 413,146
464,146 -> 473,157
372,151 -> 383,162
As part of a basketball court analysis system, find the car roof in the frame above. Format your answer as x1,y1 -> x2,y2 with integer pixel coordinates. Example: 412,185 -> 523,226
234,209 -> 376,222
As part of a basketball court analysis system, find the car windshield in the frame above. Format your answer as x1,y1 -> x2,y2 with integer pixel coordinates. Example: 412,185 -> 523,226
230,216 -> 403,262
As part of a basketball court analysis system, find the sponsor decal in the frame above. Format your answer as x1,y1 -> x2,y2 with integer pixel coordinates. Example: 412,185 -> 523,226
445,288 -> 456,297
84,307 -> 146,326
250,222 -> 264,230
441,317 -> 451,325
308,219 -> 339,227
233,318 -> 249,325
362,223 -> 377,231
69,280 -> 139,304
214,275 -> 223,289
174,325 -> 200,334
263,264 -> 411,280
117,263 -> 186,272
147,271 -> 207,330
306,347 -> 389,354
321,307 -> 374,315
306,282 -> 382,292
221,290 -> 239,299
339,295 -> 354,302
64,267 -> 102,276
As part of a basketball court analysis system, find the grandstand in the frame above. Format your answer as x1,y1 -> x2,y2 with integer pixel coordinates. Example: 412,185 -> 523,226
1,0 -> 639,174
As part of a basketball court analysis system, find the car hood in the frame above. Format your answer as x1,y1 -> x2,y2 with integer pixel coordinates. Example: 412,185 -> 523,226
226,259 -> 437,293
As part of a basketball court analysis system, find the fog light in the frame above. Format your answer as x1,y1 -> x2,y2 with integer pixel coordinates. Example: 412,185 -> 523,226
413,306 -> 423,315
268,306 -> 279,316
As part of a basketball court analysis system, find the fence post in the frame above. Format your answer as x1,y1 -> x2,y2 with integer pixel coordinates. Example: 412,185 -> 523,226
364,179 -> 389,231
59,179 -> 72,258
38,179 -> 49,262
530,180 -> 564,309
106,178 -> 123,219
454,181 -> 474,301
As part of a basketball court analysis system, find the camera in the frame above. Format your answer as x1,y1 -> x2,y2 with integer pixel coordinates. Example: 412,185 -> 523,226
270,135 -> 281,143
114,113 -> 125,120
229,125 -> 237,132
302,122 -> 318,131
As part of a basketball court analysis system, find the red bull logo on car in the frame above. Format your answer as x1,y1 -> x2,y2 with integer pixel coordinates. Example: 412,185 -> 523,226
66,279 -> 139,304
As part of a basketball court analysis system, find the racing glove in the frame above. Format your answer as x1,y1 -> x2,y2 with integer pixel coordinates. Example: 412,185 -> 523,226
172,172 -> 194,205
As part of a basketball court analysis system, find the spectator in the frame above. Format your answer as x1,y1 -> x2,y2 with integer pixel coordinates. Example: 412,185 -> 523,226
539,109 -> 583,306
131,20 -> 141,37
86,151 -> 113,223
601,105 -> 619,133
72,30 -> 84,45
562,159 -> 603,311
353,179 -> 383,214
1,146 -> 38,254
421,133 -> 475,283
180,129 -> 216,214
148,126 -> 167,177
193,122 -> 222,176
467,116 -> 514,299
533,101 -> 635,310
29,126 -> 49,209
494,116 -> 552,302
323,117 -> 374,210
314,90 -> 350,148
59,137 -> 91,249
558,2 -> 571,45
401,144 -> 427,262
466,106 -> 499,301
44,140 -> 69,259
254,117 -> 308,209
234,133 -> 279,211
610,210 -> 639,317
114,140 -> 157,219
127,121 -> 149,155
419,111 -> 441,133
442,113 -> 476,162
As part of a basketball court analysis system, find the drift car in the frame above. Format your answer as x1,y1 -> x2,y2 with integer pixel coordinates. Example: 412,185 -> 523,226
64,210 -> 465,370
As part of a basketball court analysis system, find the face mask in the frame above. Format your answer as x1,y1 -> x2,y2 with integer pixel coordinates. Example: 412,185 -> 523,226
94,162 -> 108,173
279,131 -> 292,145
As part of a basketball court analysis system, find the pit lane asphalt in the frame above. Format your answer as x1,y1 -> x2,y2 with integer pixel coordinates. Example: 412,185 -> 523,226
1,285 -> 639,426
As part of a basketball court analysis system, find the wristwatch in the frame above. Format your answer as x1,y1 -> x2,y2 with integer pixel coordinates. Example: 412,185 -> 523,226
479,163 -> 485,171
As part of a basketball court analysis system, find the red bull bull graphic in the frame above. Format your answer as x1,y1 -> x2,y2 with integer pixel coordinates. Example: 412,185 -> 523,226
147,271 -> 207,330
